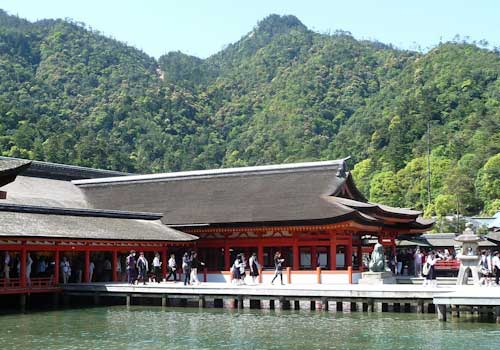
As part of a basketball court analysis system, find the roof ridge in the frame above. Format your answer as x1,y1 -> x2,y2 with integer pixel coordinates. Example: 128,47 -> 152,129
73,159 -> 348,186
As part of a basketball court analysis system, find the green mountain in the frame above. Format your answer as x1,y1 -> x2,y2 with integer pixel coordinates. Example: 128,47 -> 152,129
0,11 -> 499,219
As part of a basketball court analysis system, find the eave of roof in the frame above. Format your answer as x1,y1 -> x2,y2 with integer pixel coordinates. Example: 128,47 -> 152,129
0,203 -> 163,220
0,159 -> 32,187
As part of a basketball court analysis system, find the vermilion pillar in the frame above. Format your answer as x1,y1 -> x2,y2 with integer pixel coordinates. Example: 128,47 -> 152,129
20,242 -> 27,288
357,245 -> 363,271
162,246 -> 167,277
54,249 -> 60,284
330,235 -> 337,270
258,244 -> 264,269
112,249 -> 118,282
292,244 -> 299,270
224,242 -> 230,270
346,235 -> 353,268
84,250 -> 90,283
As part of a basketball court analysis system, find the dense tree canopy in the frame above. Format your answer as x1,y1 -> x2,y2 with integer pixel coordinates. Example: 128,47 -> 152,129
0,11 -> 499,217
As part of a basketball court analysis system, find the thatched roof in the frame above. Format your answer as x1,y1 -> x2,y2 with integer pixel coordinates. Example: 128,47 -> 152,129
75,159 -> 434,231
0,204 -> 197,242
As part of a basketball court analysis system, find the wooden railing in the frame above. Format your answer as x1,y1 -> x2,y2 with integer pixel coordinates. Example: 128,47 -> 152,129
0,277 -> 56,294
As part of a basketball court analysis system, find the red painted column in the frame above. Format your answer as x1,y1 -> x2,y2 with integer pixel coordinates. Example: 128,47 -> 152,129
20,242 -> 27,288
330,234 -> 337,270
357,245 -> 363,271
257,244 -> 264,271
311,246 -> 317,270
112,249 -> 118,282
346,234 -> 353,268
54,249 -> 60,285
224,241 -> 230,270
84,250 -> 90,283
162,246 -> 167,277
292,243 -> 299,270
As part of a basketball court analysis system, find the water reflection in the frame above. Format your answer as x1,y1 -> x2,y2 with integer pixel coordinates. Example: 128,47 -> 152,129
0,306 -> 499,350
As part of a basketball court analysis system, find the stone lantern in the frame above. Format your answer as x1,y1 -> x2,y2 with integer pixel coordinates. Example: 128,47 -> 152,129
455,223 -> 481,285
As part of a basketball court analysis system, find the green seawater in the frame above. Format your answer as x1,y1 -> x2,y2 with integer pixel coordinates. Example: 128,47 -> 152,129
0,306 -> 499,350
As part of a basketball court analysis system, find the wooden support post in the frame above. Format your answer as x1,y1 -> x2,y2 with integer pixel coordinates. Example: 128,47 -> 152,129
322,298 -> 329,311
347,266 -> 353,284
437,304 -> 447,322
112,250 -> 118,282
496,306 -> 500,324
356,302 -> 364,312
416,300 -> 424,313
452,305 -> 460,318
367,299 -> 374,312
269,299 -> 275,310
199,296 -> 206,308
336,301 -> 343,312
52,293 -> 59,308
258,267 -> 263,284
316,267 -> 321,284
20,294 -> 26,313
93,292 -> 100,306
237,296 -> 243,310
84,250 -> 90,283
286,267 -> 291,285
310,300 -> 316,311
214,299 -> 223,308
374,301 -> 383,313
249,299 -> 261,309
294,300 -> 300,310
126,294 -> 131,306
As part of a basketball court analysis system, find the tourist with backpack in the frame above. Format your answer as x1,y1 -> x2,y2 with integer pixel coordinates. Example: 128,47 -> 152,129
271,251 -> 285,285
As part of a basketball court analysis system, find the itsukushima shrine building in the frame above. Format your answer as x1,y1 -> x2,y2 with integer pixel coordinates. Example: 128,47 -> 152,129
0,156 -> 433,294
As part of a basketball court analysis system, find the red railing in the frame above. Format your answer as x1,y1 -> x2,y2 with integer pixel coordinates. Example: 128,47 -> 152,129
0,277 -> 57,294
434,260 -> 460,271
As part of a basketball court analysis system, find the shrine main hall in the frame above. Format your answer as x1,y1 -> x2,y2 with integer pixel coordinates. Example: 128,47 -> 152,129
0,156 -> 433,290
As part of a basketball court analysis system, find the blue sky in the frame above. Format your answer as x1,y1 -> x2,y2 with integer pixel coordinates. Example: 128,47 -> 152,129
2,0 -> 498,58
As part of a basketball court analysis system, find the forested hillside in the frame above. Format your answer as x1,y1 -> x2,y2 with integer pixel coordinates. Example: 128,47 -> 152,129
0,11 -> 499,219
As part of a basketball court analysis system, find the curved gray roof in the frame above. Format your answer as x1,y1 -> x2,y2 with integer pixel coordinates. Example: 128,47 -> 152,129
0,210 -> 197,241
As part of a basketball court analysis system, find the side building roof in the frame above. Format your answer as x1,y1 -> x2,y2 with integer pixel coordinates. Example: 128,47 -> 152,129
0,203 -> 197,242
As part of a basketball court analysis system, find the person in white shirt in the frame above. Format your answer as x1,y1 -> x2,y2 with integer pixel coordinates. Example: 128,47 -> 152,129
166,254 -> 177,282
136,252 -> 149,285
3,251 -> 11,280
26,253 -> 33,286
60,257 -> 71,284
152,252 -> 162,283
492,251 -> 500,286
89,261 -> 95,282
423,251 -> 440,287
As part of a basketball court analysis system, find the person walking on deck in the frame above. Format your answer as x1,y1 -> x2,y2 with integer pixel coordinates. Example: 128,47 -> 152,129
60,257 -> 71,284
152,252 -> 162,283
414,248 -> 423,277
166,254 -> 177,282
271,252 -> 285,285
423,251 -> 440,287
137,252 -> 149,285
3,251 -> 11,281
26,253 -> 33,286
492,251 -> 500,286
190,252 -> 205,285
126,250 -> 137,284
182,252 -> 192,285
249,252 -> 260,284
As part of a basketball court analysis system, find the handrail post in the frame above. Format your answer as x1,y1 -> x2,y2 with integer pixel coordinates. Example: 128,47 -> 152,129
348,266 -> 353,284
316,267 -> 321,284
286,267 -> 291,284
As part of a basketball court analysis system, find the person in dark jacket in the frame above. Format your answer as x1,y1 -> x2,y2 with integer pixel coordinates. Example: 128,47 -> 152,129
271,251 -> 285,285
126,250 -> 137,284
190,252 -> 205,285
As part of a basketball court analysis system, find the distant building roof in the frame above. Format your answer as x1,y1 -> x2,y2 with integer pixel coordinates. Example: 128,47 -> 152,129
397,233 -> 497,248
0,158 -> 32,187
